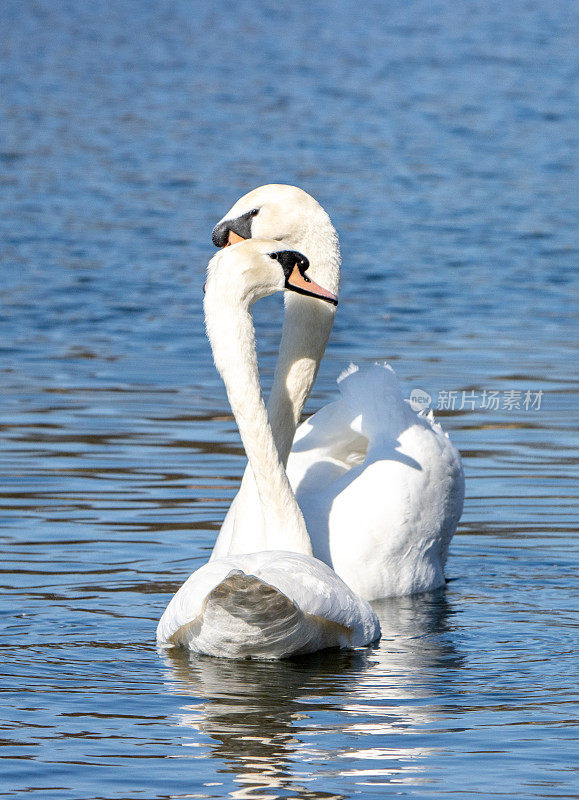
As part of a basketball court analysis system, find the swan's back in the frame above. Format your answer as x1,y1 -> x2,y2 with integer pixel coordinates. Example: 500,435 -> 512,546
287,363 -> 465,600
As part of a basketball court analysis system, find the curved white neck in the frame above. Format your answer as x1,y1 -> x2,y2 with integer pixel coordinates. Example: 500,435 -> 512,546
267,295 -> 335,464
204,284 -> 313,556
267,226 -> 340,465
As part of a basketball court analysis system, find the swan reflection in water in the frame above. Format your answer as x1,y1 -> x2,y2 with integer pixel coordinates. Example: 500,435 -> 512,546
159,590 -> 464,798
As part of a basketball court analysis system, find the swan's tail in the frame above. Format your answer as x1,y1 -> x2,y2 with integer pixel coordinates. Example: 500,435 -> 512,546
157,568 -> 364,660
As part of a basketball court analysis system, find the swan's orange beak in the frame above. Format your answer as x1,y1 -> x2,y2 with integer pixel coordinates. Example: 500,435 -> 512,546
222,231 -> 245,248
285,264 -> 338,306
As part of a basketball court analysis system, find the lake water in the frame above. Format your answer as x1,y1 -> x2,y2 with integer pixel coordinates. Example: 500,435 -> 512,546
1,1 -> 577,798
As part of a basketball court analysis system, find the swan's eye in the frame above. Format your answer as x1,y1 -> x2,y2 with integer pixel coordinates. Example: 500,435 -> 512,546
269,253 -> 278,260
250,208 -> 259,217
296,257 -> 311,279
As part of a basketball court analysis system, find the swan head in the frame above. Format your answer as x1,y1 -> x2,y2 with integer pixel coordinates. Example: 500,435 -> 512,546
204,239 -> 338,310
211,185 -> 340,294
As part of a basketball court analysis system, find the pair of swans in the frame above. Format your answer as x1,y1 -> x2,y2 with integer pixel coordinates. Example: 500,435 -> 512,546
157,185 -> 464,659
157,241 -> 380,657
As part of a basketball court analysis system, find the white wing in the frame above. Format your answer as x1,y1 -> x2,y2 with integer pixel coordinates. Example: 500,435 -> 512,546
286,363 -> 465,600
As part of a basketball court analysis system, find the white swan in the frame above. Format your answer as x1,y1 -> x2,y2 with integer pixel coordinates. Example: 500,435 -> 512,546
210,185 -> 465,600
157,240 -> 380,659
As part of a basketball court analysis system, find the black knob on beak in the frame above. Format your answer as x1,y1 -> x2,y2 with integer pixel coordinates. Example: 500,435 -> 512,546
212,221 -> 229,248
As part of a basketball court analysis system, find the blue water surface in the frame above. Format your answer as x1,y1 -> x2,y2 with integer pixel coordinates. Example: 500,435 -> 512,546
1,1 -> 578,798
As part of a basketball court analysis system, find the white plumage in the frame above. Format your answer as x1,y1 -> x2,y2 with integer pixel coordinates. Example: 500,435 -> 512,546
157,240 -> 380,659
157,551 -> 379,659
287,362 -> 464,598
210,185 -> 464,600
